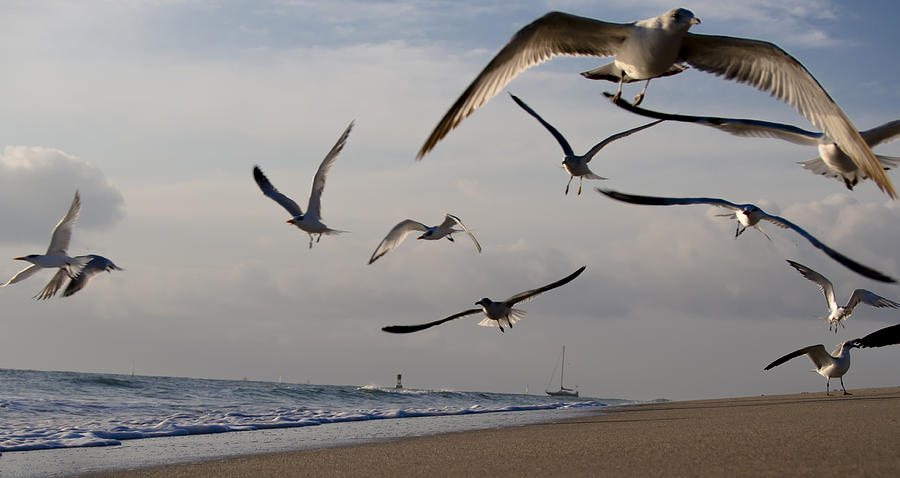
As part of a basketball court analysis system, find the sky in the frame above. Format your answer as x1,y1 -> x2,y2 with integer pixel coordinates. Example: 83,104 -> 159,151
1,0 -> 899,402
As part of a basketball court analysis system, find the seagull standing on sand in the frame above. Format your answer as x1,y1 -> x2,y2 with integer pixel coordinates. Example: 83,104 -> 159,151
368,214 -> 482,264
595,188 -> 896,284
416,8 -> 894,199
764,341 -> 857,395
253,122 -> 353,249
509,93 -> 662,195
1,191 -> 88,299
382,266 -> 586,334
61,255 -> 123,297
604,93 -> 900,191
786,260 -> 900,333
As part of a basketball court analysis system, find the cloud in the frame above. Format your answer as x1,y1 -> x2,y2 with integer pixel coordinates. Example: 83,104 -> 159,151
0,146 -> 125,244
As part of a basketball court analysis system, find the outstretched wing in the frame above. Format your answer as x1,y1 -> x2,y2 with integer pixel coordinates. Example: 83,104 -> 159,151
759,213 -> 896,283
306,121 -> 354,222
502,265 -> 586,306
582,119 -> 663,162
418,12 -> 631,159
381,308 -> 482,334
33,269 -> 69,300
860,119 -> 900,148
785,260 -> 837,313
0,264 -> 41,287
846,289 -> 900,311
764,344 -> 829,371
509,93 -> 574,156
852,323 -> 900,349
442,214 -> 482,254
596,188 -> 742,211
47,191 -> 81,255
680,33 -> 895,198
253,166 -> 303,217
603,92 -> 822,146
368,219 -> 428,265
63,255 -> 122,297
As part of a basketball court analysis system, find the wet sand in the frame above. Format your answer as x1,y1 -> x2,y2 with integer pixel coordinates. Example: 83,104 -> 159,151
86,387 -> 900,477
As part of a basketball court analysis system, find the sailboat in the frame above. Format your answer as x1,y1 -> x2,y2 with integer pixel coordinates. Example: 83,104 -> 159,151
546,346 -> 579,397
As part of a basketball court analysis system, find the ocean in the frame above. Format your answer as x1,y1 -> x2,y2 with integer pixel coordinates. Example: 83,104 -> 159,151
0,368 -> 636,476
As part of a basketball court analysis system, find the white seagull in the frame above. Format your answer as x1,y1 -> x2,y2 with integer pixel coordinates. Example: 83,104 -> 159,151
61,255 -> 123,298
764,341 -> 858,395
596,188 -> 896,284
253,122 -> 353,249
415,8 -> 894,199
786,260 -> 900,333
1,191 -> 88,299
604,93 -> 900,191
509,93 -> 662,195
368,214 -> 482,265
382,266 -> 585,334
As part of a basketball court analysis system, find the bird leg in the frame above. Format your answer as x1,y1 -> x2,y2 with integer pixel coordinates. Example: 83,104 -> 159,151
565,176 -> 573,195
633,79 -> 650,106
840,377 -> 851,395
316,234 -> 322,243
734,224 -> 746,238
577,177 -> 584,195
446,235 -> 455,242
308,234 -> 314,249
611,76 -> 625,103
826,378 -> 830,396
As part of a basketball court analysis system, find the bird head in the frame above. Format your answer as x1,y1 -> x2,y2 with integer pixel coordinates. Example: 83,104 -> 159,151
417,230 -> 433,240
666,8 -> 700,28
475,298 -> 491,307
285,215 -> 303,225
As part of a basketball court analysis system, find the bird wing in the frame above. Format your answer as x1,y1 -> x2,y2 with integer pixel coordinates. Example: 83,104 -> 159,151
47,191 -> 81,255
758,212 -> 896,283
306,121 -> 353,222
509,93 -> 574,156
502,265 -> 586,306
62,255 -> 119,297
846,289 -> 900,311
368,220 -> 428,264
679,33 -> 895,198
381,308 -> 483,334
582,119 -> 664,162
764,344 -> 830,371
852,323 -> 900,349
0,264 -> 41,287
442,214 -> 482,254
253,166 -> 303,217
603,92 -> 822,146
860,119 -> 900,148
785,260 -> 838,314
417,12 -> 631,159
33,268 -> 69,300
595,188 -> 741,211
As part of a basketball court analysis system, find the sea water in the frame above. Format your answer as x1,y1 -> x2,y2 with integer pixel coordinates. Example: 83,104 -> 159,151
0,368 -> 634,475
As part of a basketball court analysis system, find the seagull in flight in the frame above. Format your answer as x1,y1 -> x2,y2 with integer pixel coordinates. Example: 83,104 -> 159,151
382,266 -> 585,334
415,8 -> 894,199
764,341 -> 858,395
786,260 -> 900,333
1,191 -> 89,299
851,323 -> 900,349
368,214 -> 482,264
61,255 -> 123,298
596,188 -> 896,284
253,121 -> 353,249
603,93 -> 900,191
509,93 -> 662,195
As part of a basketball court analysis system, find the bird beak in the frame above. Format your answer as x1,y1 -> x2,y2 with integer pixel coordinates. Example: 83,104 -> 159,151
416,237 -> 422,240
285,219 -> 293,224
13,257 -> 25,260
691,17 -> 701,25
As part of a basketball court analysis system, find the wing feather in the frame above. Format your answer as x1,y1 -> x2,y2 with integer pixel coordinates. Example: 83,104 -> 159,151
764,344 -> 829,371
502,265 -> 585,306
47,191 -> 81,255
306,121 -> 354,222
853,323 -> 900,349
785,260 -> 837,313
444,214 -> 482,254
253,166 -> 303,217
596,188 -> 741,210
509,93 -> 574,156
846,289 -> 900,311
33,269 -> 68,300
0,264 -> 41,287
381,308 -> 483,334
368,220 -> 428,264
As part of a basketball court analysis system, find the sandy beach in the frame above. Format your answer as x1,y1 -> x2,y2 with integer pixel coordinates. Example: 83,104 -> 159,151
82,386 -> 900,477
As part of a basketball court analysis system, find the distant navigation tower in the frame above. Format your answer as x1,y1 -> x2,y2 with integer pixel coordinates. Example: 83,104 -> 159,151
395,373 -> 403,389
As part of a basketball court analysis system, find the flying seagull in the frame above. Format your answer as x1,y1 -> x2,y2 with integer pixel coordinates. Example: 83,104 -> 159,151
382,266 -> 586,334
253,121 -> 353,249
1,191 -> 89,299
509,93 -> 662,195
61,255 -> 123,297
603,92 -> 900,191
368,214 -> 482,265
764,341 -> 857,395
415,8 -> 894,199
786,260 -> 900,333
595,188 -> 896,284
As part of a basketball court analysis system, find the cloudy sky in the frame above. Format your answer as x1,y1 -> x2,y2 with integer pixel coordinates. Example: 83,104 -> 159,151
1,0 -> 899,401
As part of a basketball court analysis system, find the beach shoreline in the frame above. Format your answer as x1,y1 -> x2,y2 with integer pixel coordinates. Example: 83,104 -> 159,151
77,386 -> 900,477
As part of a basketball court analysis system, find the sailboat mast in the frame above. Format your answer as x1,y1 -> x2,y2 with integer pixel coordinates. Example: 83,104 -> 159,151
560,346 -> 565,389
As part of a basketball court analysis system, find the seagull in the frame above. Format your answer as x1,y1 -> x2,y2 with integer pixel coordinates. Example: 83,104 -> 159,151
382,266 -> 586,334
253,121 -> 353,249
603,93 -> 900,191
1,191 -> 89,299
786,260 -> 900,333
596,188 -> 896,284
509,93 -> 662,195
416,8 -> 894,198
61,255 -> 123,297
764,341 -> 857,395
368,214 -> 482,265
